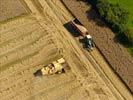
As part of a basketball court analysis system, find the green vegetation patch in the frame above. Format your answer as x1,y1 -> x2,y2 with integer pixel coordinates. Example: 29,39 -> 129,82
108,0 -> 133,30
86,0 -> 133,55
108,0 -> 133,55
128,47 -> 133,56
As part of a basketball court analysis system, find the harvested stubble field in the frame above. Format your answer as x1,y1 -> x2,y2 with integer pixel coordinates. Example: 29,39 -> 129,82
0,0 -> 27,22
0,0 -> 132,100
62,0 -> 133,93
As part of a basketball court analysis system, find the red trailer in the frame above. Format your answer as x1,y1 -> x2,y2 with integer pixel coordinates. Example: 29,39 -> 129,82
70,19 -> 94,50
70,19 -> 88,36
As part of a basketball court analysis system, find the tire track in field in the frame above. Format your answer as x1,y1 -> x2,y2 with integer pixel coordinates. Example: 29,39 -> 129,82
1,72 -> 75,100
0,47 -> 59,100
0,47 -> 59,80
0,21 -> 40,45
0,29 -> 47,57
0,15 -> 36,34
0,38 -> 55,70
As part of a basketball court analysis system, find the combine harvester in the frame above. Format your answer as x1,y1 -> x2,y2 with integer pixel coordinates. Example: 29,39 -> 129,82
34,58 -> 66,76
70,19 -> 94,50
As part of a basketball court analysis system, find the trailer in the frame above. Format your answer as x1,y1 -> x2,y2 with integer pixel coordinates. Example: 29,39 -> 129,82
70,19 -> 94,50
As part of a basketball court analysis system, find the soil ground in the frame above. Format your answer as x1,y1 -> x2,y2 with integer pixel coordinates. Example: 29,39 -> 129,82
0,0 -> 132,100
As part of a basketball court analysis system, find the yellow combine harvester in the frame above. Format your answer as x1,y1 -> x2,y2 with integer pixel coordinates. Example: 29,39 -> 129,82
34,58 -> 66,76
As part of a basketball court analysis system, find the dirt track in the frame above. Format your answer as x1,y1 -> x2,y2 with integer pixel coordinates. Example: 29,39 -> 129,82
0,0 -> 132,100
